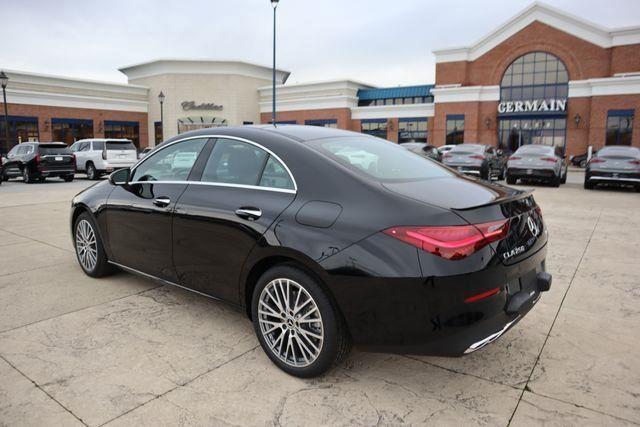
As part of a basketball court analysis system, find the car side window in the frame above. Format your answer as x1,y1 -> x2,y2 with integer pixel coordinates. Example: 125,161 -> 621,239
201,139 -> 268,186
130,138 -> 208,182
92,141 -> 104,151
259,155 -> 294,190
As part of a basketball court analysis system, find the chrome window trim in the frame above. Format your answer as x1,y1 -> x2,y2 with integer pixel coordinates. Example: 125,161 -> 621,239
126,180 -> 297,194
130,134 -> 298,192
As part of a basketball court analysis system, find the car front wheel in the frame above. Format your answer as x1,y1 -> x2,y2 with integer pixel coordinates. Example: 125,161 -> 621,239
74,213 -> 113,277
23,168 -> 33,184
251,265 -> 351,378
86,163 -> 98,180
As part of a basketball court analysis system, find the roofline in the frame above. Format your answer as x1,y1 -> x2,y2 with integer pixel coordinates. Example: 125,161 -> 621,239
257,78 -> 376,91
432,1 -> 640,62
118,58 -> 291,83
0,68 -> 148,91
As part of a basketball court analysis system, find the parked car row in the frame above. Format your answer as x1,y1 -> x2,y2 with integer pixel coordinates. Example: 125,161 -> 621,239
1,139 -> 138,184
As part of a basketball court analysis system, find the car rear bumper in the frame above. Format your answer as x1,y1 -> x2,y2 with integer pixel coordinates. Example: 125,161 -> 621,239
36,168 -> 75,177
324,240 -> 549,356
445,164 -> 482,175
101,161 -> 136,172
508,167 -> 556,179
587,171 -> 640,183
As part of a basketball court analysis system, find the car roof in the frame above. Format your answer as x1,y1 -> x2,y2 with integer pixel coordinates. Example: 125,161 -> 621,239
75,138 -> 132,142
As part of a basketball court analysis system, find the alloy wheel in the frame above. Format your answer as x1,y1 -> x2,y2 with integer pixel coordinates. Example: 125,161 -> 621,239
75,219 -> 98,272
258,278 -> 324,368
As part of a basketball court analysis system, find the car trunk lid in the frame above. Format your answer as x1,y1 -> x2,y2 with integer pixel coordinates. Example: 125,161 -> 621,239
382,177 -> 546,265
105,140 -> 138,163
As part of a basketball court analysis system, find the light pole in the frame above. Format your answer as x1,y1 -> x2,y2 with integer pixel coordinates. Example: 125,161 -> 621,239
0,71 -> 9,152
158,90 -> 165,127
271,0 -> 279,125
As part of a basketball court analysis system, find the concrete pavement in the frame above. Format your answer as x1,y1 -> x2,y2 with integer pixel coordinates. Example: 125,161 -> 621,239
0,172 -> 638,426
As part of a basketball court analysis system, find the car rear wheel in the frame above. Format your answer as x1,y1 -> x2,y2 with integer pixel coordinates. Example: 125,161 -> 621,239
560,169 -> 567,184
251,265 -> 351,378
63,175 -> 75,182
550,174 -> 561,187
86,163 -> 98,180
74,212 -> 113,277
506,174 -> 516,185
584,178 -> 594,189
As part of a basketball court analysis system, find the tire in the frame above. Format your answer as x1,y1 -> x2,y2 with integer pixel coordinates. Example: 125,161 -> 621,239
506,174 -> 516,185
73,212 -> 113,277
480,166 -> 489,180
63,175 -> 75,182
584,177 -> 594,189
23,168 -> 33,184
498,168 -> 506,181
560,169 -> 567,184
86,163 -> 98,180
550,174 -> 561,187
251,265 -> 351,378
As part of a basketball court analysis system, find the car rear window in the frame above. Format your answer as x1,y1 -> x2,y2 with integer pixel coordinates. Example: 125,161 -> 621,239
516,145 -> 553,155
38,145 -> 72,155
450,144 -> 484,154
311,136 -> 452,181
106,140 -> 136,151
597,147 -> 640,159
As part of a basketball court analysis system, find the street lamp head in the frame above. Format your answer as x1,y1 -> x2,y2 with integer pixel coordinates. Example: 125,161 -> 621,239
0,71 -> 8,89
158,91 -> 165,104
271,0 -> 279,8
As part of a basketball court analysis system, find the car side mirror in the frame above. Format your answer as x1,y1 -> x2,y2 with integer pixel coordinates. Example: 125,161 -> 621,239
109,168 -> 130,185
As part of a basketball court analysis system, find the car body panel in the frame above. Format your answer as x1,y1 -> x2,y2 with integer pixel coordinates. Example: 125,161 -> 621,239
71,125 -> 550,356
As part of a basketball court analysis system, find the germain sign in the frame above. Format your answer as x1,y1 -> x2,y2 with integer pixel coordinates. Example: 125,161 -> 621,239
498,99 -> 567,114
181,101 -> 223,111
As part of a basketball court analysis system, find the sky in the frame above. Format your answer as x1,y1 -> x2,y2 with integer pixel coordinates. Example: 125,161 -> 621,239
2,0 -> 639,87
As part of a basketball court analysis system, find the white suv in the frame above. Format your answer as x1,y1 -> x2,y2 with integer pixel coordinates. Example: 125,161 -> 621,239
71,139 -> 138,180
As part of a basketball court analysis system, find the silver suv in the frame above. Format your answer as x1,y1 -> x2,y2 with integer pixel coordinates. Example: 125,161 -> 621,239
71,139 -> 138,180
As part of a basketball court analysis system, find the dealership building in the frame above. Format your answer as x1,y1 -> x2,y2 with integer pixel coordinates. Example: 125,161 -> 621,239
1,2 -> 639,157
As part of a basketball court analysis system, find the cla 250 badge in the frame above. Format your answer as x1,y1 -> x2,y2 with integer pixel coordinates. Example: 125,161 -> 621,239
502,245 -> 525,260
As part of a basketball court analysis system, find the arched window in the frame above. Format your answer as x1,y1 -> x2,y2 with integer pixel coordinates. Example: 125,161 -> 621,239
500,52 -> 568,102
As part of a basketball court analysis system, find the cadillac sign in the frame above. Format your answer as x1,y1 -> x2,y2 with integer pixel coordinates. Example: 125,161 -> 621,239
181,101 -> 223,111
498,99 -> 566,114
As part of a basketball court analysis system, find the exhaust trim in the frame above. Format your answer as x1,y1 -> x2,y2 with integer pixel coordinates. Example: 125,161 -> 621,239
463,316 -> 519,354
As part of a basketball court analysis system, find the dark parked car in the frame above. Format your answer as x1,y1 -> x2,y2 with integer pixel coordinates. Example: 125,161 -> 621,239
506,145 -> 567,187
442,143 -> 505,180
400,142 -> 442,162
70,125 -> 551,377
3,142 -> 76,183
584,146 -> 640,190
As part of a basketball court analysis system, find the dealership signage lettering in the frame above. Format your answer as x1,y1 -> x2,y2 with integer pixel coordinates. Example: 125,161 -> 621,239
181,101 -> 223,111
497,99 -> 567,114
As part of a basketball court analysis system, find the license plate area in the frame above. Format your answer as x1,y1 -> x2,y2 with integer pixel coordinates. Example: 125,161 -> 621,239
55,156 -> 63,161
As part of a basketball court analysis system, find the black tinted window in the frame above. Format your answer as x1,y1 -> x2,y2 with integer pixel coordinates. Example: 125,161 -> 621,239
106,141 -> 136,151
92,141 -> 105,150
131,138 -> 207,182
201,139 -> 268,186
39,145 -> 71,155
259,156 -> 294,190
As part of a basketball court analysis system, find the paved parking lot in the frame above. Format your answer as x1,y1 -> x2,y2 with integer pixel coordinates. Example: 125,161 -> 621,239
0,172 -> 638,426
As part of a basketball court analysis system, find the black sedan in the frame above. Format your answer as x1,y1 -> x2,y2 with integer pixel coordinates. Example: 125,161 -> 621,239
3,142 -> 76,183
584,146 -> 640,190
70,125 -> 551,377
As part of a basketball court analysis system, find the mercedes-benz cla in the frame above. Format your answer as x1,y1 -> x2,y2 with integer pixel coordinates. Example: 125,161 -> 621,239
70,125 -> 551,377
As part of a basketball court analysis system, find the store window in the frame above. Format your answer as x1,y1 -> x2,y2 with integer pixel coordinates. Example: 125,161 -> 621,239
305,119 -> 337,128
606,110 -> 634,146
498,118 -> 566,154
0,116 -> 39,154
398,118 -> 427,143
104,120 -> 140,148
500,51 -> 569,102
154,121 -> 163,145
52,118 -> 93,145
445,115 -> 464,145
361,119 -> 388,139
274,120 -> 297,125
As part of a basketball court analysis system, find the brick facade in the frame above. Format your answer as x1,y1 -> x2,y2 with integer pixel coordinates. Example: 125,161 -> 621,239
433,21 -> 640,156
260,108 -> 354,131
0,102 -> 149,148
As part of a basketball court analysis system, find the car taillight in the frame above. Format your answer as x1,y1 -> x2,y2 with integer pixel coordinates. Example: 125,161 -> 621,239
383,219 -> 510,261
102,149 -> 107,160
540,157 -> 557,163
469,155 -> 485,160
629,160 -> 640,165
509,156 -> 521,161
443,153 -> 452,158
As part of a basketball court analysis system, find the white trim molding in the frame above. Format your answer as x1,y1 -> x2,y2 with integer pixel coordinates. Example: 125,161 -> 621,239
351,103 -> 434,120
258,80 -> 373,113
120,59 -> 291,84
431,86 -> 500,103
569,75 -> 640,98
433,2 -> 640,63
6,88 -> 149,112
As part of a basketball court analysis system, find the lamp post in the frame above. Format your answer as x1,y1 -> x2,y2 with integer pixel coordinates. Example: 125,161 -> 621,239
271,0 -> 279,125
158,91 -> 165,144
0,71 -> 9,151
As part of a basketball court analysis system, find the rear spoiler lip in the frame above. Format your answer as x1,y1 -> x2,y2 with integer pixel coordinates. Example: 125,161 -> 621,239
451,189 -> 534,211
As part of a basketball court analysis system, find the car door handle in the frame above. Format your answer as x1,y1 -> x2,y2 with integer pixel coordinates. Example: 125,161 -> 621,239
153,197 -> 171,207
235,207 -> 262,221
